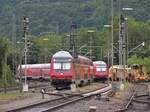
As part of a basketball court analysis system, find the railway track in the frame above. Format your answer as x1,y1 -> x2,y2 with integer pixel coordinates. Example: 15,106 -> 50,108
5,84 -> 112,112
116,82 -> 150,112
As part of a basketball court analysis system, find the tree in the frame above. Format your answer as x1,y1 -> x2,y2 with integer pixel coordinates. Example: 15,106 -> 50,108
0,37 -> 12,88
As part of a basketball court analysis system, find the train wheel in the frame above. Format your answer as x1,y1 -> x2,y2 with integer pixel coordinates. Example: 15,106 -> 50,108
116,77 -> 119,81
56,87 -> 61,90
79,80 -> 84,87
55,87 -> 58,90
87,80 -> 91,85
109,77 -> 112,81
39,77 -> 43,82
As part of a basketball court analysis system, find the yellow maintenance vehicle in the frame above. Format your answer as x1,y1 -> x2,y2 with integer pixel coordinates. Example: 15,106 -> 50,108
109,65 -> 129,81
130,64 -> 148,82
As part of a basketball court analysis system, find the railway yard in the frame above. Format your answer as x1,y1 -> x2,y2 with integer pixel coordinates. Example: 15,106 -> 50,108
0,1 -> 150,112
0,80 -> 149,112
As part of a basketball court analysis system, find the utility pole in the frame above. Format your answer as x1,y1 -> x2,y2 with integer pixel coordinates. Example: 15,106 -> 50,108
12,14 -> 16,76
69,22 -> 77,58
120,14 -> 125,66
118,0 -> 123,66
119,14 -> 126,82
104,25 -> 111,67
55,22 -> 59,35
122,7 -> 133,65
87,30 -> 95,60
43,38 -> 49,63
111,0 -> 114,66
23,16 -> 29,92
90,33 -> 92,59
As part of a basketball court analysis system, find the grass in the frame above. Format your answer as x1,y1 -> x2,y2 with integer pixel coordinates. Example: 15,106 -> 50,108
0,91 -> 28,100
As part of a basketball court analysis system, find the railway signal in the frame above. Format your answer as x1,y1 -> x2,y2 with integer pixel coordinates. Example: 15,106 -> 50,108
23,16 -> 29,92
119,14 -> 125,66
27,40 -> 31,48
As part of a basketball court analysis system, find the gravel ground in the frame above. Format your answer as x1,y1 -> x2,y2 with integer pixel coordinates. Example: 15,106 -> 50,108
54,96 -> 123,112
2,82 -> 149,112
50,82 -> 133,112
0,92 -> 60,112
126,82 -> 150,112
127,102 -> 150,112
0,82 -> 107,112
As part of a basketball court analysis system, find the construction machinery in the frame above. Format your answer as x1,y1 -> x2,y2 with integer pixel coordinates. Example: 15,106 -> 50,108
130,64 -> 148,82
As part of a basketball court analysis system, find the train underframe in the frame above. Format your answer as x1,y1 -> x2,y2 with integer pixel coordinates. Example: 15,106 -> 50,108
51,78 -> 91,89
94,75 -> 108,82
51,78 -> 72,89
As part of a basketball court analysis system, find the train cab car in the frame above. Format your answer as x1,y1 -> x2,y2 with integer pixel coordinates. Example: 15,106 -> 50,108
40,64 -> 51,80
16,63 -> 50,80
16,64 -> 32,79
50,51 -> 93,89
93,61 -> 108,81
29,64 -> 50,80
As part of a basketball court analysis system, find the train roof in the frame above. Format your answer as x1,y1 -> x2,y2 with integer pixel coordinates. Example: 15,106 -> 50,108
93,61 -> 106,65
53,51 -> 73,59
18,63 -> 50,69
52,51 -> 92,63
110,65 -> 128,69
131,64 -> 142,67
78,55 -> 92,61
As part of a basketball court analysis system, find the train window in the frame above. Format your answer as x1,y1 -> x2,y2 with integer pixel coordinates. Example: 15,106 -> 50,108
96,66 -> 106,72
53,62 -> 71,72
62,63 -> 71,70
54,58 -> 71,62
132,64 -> 139,69
54,63 -> 61,69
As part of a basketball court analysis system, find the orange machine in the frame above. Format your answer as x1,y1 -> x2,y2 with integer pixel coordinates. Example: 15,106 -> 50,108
109,65 -> 129,81
130,64 -> 148,82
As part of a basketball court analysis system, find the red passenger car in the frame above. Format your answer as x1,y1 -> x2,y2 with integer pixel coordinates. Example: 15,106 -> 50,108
50,51 -> 93,89
16,63 -> 50,80
93,61 -> 108,81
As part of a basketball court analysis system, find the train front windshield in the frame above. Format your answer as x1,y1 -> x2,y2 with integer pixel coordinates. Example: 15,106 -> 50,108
96,65 -> 106,72
53,59 -> 71,72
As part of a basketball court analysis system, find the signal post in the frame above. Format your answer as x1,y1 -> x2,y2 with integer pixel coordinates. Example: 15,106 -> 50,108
23,16 -> 29,92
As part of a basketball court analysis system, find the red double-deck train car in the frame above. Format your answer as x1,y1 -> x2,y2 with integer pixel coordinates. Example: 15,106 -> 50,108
93,61 -> 108,81
16,63 -> 50,80
50,51 -> 93,89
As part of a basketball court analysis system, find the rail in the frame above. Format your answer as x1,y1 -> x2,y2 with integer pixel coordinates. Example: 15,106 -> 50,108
6,83 -> 112,112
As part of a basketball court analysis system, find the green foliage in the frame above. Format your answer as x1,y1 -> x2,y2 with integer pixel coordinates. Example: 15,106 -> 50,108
0,0 -> 149,69
0,65 -> 14,87
31,34 -> 62,63
1,0 -> 150,38
128,55 -> 150,66
128,55 -> 150,75
0,38 -> 10,77
0,38 -> 14,87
